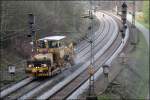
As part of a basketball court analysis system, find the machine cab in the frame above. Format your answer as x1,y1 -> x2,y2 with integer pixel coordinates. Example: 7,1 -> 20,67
37,36 -> 66,53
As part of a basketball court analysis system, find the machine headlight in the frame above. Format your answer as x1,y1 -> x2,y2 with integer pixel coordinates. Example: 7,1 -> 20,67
42,64 -> 47,67
28,64 -> 32,68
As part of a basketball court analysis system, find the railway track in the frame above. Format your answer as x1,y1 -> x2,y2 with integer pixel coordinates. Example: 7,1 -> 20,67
0,11 -> 128,100
0,77 -> 34,98
46,18 -> 122,100
19,12 -> 113,99
77,13 -> 105,53
76,13 -> 110,63
2,77 -> 54,100
77,15 -> 110,61
1,12 -> 106,99
36,12 -> 120,99
68,12 -> 130,99
2,64 -> 84,100
50,37 -> 122,100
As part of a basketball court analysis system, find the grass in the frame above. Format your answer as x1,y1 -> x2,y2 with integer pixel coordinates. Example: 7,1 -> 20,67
136,1 -> 149,29
129,32 -> 149,98
97,31 -> 149,99
98,94 -> 112,100
136,16 -> 149,29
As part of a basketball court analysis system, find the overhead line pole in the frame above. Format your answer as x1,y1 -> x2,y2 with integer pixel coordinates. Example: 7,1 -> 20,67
131,0 -> 137,45
87,1 -> 97,100
132,0 -> 135,28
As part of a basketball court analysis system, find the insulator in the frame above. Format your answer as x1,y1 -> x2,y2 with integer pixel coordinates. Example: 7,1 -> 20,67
122,33 -> 125,38
122,2 -> 127,8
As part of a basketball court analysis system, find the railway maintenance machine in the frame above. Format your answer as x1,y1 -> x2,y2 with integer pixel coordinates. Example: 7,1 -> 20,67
25,36 -> 74,77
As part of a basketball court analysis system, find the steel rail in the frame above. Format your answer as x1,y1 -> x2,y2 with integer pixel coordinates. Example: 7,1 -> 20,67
76,12 -> 112,62
77,12 -> 107,53
2,78 -> 53,100
0,77 -> 34,98
68,12 -> 130,99
79,16 -> 111,62
1,11 -> 117,99
77,15 -> 108,59
37,12 -> 119,100
49,17 -> 121,100
3,12 -> 107,100
19,12 -> 111,100
77,13 -> 105,52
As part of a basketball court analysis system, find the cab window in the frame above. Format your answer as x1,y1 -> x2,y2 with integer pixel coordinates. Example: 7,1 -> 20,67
38,40 -> 46,48
48,41 -> 59,48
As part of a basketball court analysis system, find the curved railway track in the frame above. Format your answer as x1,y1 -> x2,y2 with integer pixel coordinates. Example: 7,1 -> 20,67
77,13 -> 106,53
45,15 -> 122,100
77,15 -> 110,61
76,13 -> 111,63
19,12 -> 113,100
68,11 -> 129,99
1,11 -> 106,100
36,12 -> 121,99
0,11 -> 128,100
